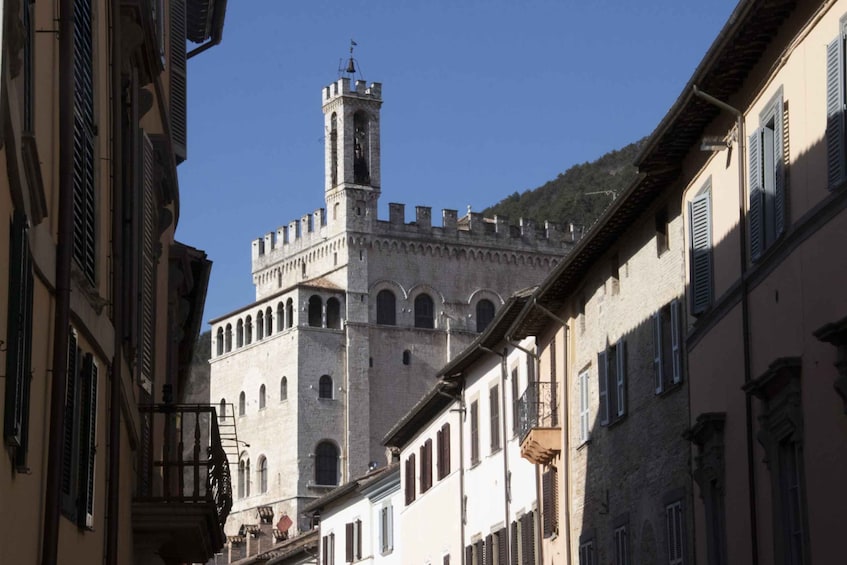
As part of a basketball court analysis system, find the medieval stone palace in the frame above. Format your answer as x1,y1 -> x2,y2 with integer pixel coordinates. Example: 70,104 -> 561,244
209,71 -> 577,536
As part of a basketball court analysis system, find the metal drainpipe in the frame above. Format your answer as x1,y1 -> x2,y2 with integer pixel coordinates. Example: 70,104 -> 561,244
692,85 -> 759,565
458,385 -> 467,564
42,0 -> 75,562
106,0 -> 123,562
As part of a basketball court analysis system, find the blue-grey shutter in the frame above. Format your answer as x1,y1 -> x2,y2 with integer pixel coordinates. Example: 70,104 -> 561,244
827,35 -> 845,190
748,129 -> 765,262
597,351 -> 608,425
79,354 -> 98,529
653,311 -> 663,394
670,300 -> 682,384
616,339 -> 626,417
772,96 -> 786,237
689,191 -> 713,315
170,0 -> 188,163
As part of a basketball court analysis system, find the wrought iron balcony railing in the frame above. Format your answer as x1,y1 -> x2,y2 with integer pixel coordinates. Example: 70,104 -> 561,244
515,381 -> 559,443
136,404 -> 233,529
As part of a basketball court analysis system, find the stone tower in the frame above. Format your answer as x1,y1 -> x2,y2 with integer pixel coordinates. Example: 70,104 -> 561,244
208,69 -> 578,546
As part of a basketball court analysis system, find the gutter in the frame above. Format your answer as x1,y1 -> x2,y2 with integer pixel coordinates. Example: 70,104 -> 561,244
187,0 -> 228,59
42,0 -> 75,561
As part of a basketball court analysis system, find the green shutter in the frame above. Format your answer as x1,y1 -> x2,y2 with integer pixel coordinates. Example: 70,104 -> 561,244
170,0 -> 188,162
689,190 -> 713,315
827,35 -> 845,190
597,351 -> 608,425
748,129 -> 764,262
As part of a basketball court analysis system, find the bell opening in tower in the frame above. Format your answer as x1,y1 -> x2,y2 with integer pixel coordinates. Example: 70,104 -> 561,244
331,113 -> 338,186
353,111 -> 370,185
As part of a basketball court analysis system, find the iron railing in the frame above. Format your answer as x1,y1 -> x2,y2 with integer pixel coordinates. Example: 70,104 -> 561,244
515,381 -> 559,443
137,404 -> 233,528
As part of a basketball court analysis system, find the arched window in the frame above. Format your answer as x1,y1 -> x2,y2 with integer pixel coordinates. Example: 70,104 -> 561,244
376,289 -> 396,325
331,112 -> 338,186
414,294 -> 435,329
476,299 -> 496,333
308,296 -> 323,327
258,456 -> 268,493
326,297 -> 341,329
286,298 -> 294,328
266,307 -> 273,335
239,391 -> 246,416
353,111 -> 370,185
219,398 -> 227,421
238,459 -> 245,498
225,324 -> 233,352
216,328 -> 224,356
259,384 -> 266,409
280,377 -> 288,401
315,441 -> 339,486
402,350 -> 411,365
245,316 -> 253,345
257,311 -> 265,340
236,319 -> 244,347
245,458 -> 251,497
319,375 -> 333,399
277,302 -> 284,331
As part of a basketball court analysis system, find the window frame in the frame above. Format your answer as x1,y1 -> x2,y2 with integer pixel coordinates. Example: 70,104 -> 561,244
653,300 -> 683,394
376,289 -> 396,326
748,89 -> 786,261
578,369 -> 590,444
469,399 -> 480,465
489,384 -> 501,453
414,293 -> 435,329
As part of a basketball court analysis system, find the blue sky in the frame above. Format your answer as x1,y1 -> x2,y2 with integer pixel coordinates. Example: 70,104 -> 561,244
177,0 -> 738,326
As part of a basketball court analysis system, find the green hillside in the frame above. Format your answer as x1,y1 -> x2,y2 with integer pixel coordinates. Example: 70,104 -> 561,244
482,139 -> 644,230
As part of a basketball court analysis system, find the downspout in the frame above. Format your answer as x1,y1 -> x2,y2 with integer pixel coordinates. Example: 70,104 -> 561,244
42,0 -> 75,562
692,85 -> 758,565
457,385 -> 467,564
106,0 -> 123,562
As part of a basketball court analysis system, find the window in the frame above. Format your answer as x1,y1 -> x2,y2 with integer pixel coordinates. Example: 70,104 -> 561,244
236,319 -> 244,347
277,302 -> 284,331
511,368 -> 520,436
437,423 -> 451,480
258,456 -> 268,493
319,375 -> 334,399
216,328 -> 223,356
402,350 -> 411,365
72,0 -> 96,285
469,400 -> 480,465
688,186 -> 713,315
239,391 -> 246,416
827,22 -> 847,189
331,112 -> 339,186
610,254 -> 620,295
219,399 -> 226,421
60,332 -> 99,529
519,511 -> 537,564
494,527 -> 507,565
286,298 -> 294,328
414,294 -> 435,329
653,300 -> 683,394
579,541 -> 595,565
326,297 -> 341,329
666,500 -> 685,565
614,525 -> 629,565
259,384 -> 266,409
656,207 -> 669,256
4,212 -> 34,470
542,467 -> 559,538
245,458 -> 251,496
578,370 -> 590,444
749,91 -> 786,261
476,299 -> 495,332
257,311 -> 264,340
238,459 -> 246,498
489,385 -> 501,452
404,453 -> 416,505
420,439 -> 433,493
598,338 -> 626,425
225,324 -> 232,352
345,519 -> 362,562
322,532 -> 336,565
266,306 -> 273,335
315,441 -> 339,486
380,505 -> 394,553
280,377 -> 288,401
309,295 -> 323,327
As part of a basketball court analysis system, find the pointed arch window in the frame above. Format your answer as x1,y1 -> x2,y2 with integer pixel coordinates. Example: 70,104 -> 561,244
315,441 -> 339,486
331,112 -> 339,186
245,316 -> 253,345
280,377 -> 288,401
225,324 -> 233,352
353,111 -> 370,185
239,391 -> 246,416
476,299 -> 496,333
377,289 -> 396,326
277,302 -> 284,331
257,311 -> 265,340
266,307 -> 273,335
219,399 -> 227,421
245,458 -> 251,497
309,295 -> 323,327
216,328 -> 224,356
319,375 -> 334,399
238,459 -> 246,498
259,384 -> 266,409
236,319 -> 244,347
414,294 -> 435,329
286,298 -> 294,328
258,456 -> 268,493
326,297 -> 341,329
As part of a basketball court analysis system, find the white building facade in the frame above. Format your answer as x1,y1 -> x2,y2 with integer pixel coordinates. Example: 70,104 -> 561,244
208,71 -> 575,536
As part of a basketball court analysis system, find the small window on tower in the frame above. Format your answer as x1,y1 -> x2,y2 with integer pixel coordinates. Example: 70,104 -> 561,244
353,111 -> 370,184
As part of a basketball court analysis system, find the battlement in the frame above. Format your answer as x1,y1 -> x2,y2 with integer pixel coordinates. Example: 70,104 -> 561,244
323,77 -> 382,104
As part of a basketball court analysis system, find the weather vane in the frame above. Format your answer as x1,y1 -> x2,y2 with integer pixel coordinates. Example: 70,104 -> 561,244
345,39 -> 358,74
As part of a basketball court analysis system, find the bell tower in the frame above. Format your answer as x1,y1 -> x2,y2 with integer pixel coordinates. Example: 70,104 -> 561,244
322,71 -> 382,232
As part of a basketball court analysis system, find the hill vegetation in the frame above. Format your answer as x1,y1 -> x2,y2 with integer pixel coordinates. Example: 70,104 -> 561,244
482,139 -> 644,230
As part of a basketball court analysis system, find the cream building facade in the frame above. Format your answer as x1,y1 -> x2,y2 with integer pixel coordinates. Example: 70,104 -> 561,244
208,71 -> 576,539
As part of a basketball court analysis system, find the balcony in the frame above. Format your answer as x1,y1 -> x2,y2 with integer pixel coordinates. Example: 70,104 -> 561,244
516,381 -> 561,465
133,404 -> 233,565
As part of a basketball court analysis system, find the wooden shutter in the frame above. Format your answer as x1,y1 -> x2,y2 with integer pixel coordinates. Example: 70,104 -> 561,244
827,34 -> 845,190
597,351 -> 608,425
616,339 -> 626,417
139,132 -> 156,388
470,400 -> 479,464
670,300 -> 682,384
79,353 -> 98,528
436,428 -> 443,480
61,328 -> 80,518
510,521 -> 519,565
345,522 -> 354,562
652,311 -> 663,394
490,385 -> 500,451
355,519 -> 362,559
689,191 -> 713,315
170,0 -> 187,162
465,545 -> 473,565
542,470 -> 554,538
485,534 -> 493,565
748,130 -> 765,262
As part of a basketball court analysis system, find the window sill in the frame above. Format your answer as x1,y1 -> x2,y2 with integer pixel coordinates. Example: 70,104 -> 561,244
576,439 -> 591,451
657,382 -> 683,398
605,414 -> 627,429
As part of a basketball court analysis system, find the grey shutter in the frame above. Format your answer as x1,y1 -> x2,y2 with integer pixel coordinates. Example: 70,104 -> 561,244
597,351 -> 608,425
510,521 -> 519,565
689,191 -> 713,314
670,300 -> 682,384
61,329 -> 79,518
542,470 -> 554,538
827,35 -> 845,190
140,132 -> 156,388
79,354 -> 98,528
345,522 -> 354,562
465,545 -> 473,565
748,129 -> 765,262
497,528 -> 507,565
616,339 -> 626,417
773,96 -> 786,237
485,534 -> 493,565
653,311 -> 663,394
170,0 -> 188,162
